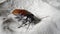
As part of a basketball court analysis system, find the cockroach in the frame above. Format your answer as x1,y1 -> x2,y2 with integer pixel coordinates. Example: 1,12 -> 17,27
12,9 -> 35,22
12,9 -> 48,29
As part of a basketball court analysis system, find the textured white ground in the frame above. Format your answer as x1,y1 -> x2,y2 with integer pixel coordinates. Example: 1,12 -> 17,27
0,0 -> 60,34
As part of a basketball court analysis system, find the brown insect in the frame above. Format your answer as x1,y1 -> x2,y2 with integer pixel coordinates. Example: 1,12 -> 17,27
12,9 -> 36,28
12,9 -> 35,21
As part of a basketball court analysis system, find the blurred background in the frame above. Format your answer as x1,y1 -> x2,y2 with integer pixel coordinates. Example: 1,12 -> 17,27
0,0 -> 60,34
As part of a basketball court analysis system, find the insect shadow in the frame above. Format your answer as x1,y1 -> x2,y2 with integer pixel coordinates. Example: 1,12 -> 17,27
2,18 -> 15,32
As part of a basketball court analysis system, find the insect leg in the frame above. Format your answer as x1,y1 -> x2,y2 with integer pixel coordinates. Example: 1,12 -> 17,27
26,23 -> 30,29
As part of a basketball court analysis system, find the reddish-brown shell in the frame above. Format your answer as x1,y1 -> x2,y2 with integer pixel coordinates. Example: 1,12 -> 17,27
12,9 -> 31,16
